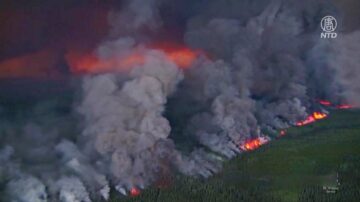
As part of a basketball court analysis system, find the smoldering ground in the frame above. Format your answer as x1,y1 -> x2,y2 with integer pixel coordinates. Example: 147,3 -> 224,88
0,0 -> 360,201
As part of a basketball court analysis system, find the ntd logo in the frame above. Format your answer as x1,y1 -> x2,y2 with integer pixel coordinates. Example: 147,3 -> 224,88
321,32 -> 337,39
320,16 -> 337,39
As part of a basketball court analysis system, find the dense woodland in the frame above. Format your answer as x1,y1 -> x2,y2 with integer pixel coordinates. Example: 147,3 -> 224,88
112,111 -> 360,202
110,155 -> 360,202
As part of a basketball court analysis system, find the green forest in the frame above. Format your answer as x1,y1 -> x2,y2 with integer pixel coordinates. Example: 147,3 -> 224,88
111,110 -> 360,202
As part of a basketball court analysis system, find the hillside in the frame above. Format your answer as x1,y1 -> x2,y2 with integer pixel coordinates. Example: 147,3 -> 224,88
112,109 -> 360,202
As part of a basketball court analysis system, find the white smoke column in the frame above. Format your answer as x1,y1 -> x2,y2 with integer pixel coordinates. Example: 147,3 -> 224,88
183,0 -> 324,137
56,177 -> 91,202
55,140 -> 110,200
5,176 -> 47,202
77,49 -> 183,190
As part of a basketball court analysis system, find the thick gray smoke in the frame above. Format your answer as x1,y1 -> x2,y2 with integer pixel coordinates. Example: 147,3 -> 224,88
1,0 -> 360,201
78,50 -> 183,188
307,30 -> 360,105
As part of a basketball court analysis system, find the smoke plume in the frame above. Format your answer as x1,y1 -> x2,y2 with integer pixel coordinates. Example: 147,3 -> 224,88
1,0 -> 360,201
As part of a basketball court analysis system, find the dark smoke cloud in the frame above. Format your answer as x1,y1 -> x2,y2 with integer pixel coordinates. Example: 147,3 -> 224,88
1,0 -> 360,201
309,31 -> 360,105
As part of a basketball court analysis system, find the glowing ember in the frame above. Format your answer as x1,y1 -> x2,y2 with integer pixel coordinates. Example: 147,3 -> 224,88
318,100 -> 353,109
130,187 -> 141,197
296,112 -> 327,126
240,136 -> 270,151
280,130 -> 286,136
296,116 -> 315,126
318,100 -> 332,106
336,104 -> 352,109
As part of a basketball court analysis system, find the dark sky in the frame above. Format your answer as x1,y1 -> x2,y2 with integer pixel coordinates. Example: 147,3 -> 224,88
0,0 -> 359,80
0,0 -> 114,56
0,0 -> 113,78
334,0 -> 360,32
0,0 -> 118,101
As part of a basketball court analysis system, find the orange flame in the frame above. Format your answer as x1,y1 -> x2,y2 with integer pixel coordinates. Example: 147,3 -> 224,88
313,112 -> 327,119
296,112 -> 327,126
240,137 -> 270,151
244,139 -> 261,151
318,100 -> 353,109
130,187 -> 141,197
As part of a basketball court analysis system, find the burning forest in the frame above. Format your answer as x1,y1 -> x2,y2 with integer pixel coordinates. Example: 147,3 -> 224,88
0,0 -> 359,201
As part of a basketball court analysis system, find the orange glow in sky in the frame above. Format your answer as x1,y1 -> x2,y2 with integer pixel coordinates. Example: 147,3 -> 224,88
66,43 -> 200,74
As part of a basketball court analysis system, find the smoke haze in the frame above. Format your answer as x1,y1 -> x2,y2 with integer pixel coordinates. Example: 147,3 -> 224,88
0,0 -> 359,201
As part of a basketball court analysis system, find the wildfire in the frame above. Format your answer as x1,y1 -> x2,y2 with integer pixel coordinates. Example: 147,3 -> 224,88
130,187 -> 141,197
318,100 -> 353,109
336,104 -> 352,109
66,43 -> 200,74
296,112 -> 328,126
318,100 -> 332,106
313,112 -> 327,119
279,130 -> 286,136
164,47 -> 199,68
66,51 -> 144,74
240,136 -> 270,151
